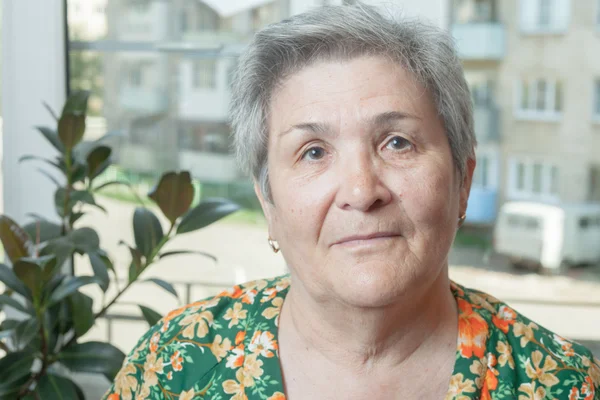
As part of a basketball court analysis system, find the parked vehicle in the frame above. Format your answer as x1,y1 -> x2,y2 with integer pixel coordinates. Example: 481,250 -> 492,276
493,201 -> 600,272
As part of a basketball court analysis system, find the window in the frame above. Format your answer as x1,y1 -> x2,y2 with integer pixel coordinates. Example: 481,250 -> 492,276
517,79 -> 563,118
193,60 -> 217,89
538,0 -> 551,26
509,158 -> 560,200
594,80 -> 600,119
520,0 -> 570,33
588,165 -> 600,202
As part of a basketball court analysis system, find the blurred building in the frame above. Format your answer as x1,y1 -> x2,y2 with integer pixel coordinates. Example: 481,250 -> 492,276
82,0 -> 600,222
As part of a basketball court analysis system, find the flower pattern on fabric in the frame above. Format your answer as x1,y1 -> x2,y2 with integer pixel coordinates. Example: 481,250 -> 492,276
103,276 -> 599,399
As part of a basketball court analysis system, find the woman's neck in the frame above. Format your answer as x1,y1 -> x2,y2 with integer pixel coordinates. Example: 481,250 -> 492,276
278,266 -> 458,375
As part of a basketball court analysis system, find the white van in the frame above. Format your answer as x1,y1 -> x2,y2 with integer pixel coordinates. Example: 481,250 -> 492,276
493,201 -> 600,272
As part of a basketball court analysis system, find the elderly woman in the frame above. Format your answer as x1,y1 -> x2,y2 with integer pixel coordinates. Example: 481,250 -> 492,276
104,4 -> 599,400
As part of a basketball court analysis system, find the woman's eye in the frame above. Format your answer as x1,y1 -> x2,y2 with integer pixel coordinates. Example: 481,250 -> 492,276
302,146 -> 326,161
385,136 -> 412,151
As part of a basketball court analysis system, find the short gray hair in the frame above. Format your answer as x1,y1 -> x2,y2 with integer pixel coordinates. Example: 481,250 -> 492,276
230,3 -> 476,203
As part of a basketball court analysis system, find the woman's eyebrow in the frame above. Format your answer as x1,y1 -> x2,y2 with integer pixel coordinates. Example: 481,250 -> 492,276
278,111 -> 421,138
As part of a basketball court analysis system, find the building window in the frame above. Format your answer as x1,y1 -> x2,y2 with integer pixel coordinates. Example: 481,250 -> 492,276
594,80 -> 600,118
589,165 -> 600,202
509,159 -> 560,200
517,79 -> 563,119
193,60 -> 217,89
520,0 -> 570,33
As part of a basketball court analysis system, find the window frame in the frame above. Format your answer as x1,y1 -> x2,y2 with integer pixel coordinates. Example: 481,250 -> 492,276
515,78 -> 563,121
508,157 -> 560,201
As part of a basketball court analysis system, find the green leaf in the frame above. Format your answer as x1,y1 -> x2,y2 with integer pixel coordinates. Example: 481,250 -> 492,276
177,198 -> 241,234
40,238 -> 75,271
0,264 -> 33,300
120,241 -> 143,283
148,171 -> 194,224
69,290 -> 94,337
13,260 -> 43,298
37,168 -> 62,187
0,215 -> 33,262
0,350 -> 35,394
139,305 -> 163,327
133,208 -> 164,258
57,341 -> 125,379
55,189 -> 101,217
43,101 -> 59,121
158,250 -> 217,263
35,126 -> 65,153
14,318 -> 40,350
86,145 -> 112,180
88,251 -> 110,292
23,219 -> 62,244
69,212 -> 85,226
69,227 -> 100,253
61,90 -> 90,116
31,373 -> 80,400
0,294 -> 32,315
144,278 -> 178,299
48,276 -> 100,306
71,162 -> 88,183
19,154 -> 63,172
58,114 -> 86,151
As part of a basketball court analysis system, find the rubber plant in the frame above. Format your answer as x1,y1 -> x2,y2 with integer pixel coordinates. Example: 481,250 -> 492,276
0,91 -> 240,399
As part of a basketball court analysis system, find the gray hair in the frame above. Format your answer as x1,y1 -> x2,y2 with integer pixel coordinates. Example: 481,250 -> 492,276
230,3 -> 476,203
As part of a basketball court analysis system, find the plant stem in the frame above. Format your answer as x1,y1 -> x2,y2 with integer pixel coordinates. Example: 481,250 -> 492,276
0,340 -> 9,353
16,315 -> 50,399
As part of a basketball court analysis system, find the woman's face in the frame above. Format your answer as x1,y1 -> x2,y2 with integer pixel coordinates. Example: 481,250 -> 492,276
258,56 -> 474,307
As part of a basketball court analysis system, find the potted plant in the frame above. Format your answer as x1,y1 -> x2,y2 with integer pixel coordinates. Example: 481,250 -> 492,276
0,91 -> 240,398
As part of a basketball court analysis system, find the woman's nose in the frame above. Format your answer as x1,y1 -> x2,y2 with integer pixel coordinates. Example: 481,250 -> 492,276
334,153 -> 393,212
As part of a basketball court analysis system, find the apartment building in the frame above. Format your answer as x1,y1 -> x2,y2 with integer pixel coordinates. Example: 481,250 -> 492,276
498,0 -> 600,208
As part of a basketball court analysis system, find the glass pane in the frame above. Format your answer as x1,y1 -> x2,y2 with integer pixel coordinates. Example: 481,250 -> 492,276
595,80 -> 600,116
539,0 -> 551,26
517,162 -> 526,190
66,0 -> 288,353
550,165 -> 559,194
554,81 -> 563,112
521,81 -> 530,110
532,163 -> 543,193
536,80 -> 547,111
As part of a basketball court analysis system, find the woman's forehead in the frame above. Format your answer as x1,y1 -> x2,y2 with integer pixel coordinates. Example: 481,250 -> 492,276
268,56 -> 437,135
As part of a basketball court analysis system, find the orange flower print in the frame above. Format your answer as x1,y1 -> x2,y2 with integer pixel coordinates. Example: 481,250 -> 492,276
135,385 -> 150,400
149,332 -> 160,353
242,289 -> 258,305
481,354 -> 499,400
249,331 -> 278,358
211,334 -> 233,362
525,350 -> 559,387
570,387 -> 579,400
496,341 -> 515,369
261,288 -> 278,303
492,305 -> 517,334
112,362 -> 137,400
589,357 -> 600,386
581,376 -> 595,400
170,350 -> 184,372
457,298 -> 489,359
178,389 -> 195,400
518,382 -> 546,400
179,311 -> 214,339
236,353 -> 264,387
235,331 -> 246,346
224,285 -> 244,299
226,347 -> 245,369
222,379 -> 248,400
267,392 -> 286,400
143,352 -> 165,387
224,303 -> 248,328
553,334 -> 575,357
445,373 -> 476,400
106,394 -> 119,400
262,297 -> 284,325
167,371 -> 173,380
513,322 -> 538,348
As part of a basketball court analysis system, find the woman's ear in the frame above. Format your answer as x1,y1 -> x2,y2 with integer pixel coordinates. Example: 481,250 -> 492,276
460,157 -> 476,215
254,181 -> 275,233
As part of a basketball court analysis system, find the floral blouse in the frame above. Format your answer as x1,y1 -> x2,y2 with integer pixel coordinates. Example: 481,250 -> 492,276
103,275 -> 600,400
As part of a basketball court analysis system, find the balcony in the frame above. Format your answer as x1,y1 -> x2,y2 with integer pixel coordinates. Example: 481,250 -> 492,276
451,23 -> 505,61
119,86 -> 169,114
473,106 -> 500,144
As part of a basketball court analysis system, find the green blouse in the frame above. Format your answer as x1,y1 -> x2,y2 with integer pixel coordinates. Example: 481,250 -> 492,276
103,275 -> 600,400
